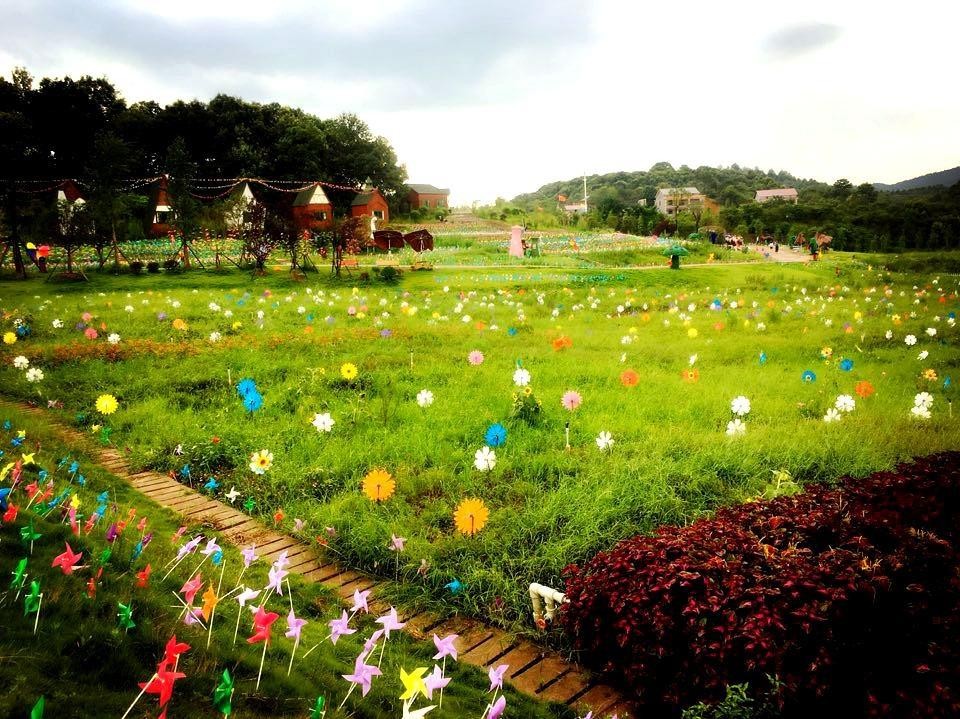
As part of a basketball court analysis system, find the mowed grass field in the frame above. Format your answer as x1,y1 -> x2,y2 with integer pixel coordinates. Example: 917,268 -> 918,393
2,255 -> 959,630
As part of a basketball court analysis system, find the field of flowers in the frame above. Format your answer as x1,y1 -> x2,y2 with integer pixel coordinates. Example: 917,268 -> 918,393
1,256 -> 958,635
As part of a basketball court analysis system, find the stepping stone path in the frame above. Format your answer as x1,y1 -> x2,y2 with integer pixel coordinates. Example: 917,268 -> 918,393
9,400 -> 632,718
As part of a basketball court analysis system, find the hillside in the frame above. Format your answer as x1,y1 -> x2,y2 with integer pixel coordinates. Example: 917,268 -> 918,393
511,163 -> 830,213
874,166 -> 960,192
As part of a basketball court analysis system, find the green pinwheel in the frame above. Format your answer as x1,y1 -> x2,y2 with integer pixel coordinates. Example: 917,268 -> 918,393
309,696 -> 326,719
20,521 -> 42,548
30,696 -> 44,719
99,547 -> 112,566
213,668 -> 234,715
117,602 -> 135,631
24,580 -> 41,616
10,557 -> 28,591
243,497 -> 255,513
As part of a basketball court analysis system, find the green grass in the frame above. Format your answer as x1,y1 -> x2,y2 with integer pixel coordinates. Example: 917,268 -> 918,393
0,406 -> 567,719
1,253 -> 958,634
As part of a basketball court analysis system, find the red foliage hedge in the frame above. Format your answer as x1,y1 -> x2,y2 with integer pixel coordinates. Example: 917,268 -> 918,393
560,453 -> 960,717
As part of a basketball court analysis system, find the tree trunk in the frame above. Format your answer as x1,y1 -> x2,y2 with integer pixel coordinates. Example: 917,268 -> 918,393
67,247 -> 74,273
112,219 -> 121,272
5,182 -> 26,279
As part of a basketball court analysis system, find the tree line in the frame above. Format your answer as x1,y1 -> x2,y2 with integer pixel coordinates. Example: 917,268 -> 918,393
0,67 -> 408,276
502,163 -> 960,252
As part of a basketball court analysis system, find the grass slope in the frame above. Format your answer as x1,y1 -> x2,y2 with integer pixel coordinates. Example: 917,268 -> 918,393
1,255 -> 958,631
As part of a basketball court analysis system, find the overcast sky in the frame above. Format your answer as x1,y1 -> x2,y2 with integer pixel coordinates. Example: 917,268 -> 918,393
2,0 -> 957,204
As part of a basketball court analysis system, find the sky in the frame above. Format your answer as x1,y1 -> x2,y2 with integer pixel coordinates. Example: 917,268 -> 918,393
1,0 -> 958,205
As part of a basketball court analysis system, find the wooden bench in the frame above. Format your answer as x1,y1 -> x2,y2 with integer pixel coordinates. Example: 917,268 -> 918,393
375,256 -> 400,267
338,257 -> 359,276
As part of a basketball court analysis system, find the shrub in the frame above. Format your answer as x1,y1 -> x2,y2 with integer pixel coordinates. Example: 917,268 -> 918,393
129,260 -> 144,274
560,453 -> 960,718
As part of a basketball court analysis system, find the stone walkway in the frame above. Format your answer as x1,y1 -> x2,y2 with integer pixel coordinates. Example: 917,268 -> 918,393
8,400 -> 631,718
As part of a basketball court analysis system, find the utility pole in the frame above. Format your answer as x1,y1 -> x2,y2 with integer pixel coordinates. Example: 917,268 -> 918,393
582,175 -> 588,213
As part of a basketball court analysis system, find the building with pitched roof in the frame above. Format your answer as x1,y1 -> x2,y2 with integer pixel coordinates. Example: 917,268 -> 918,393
291,183 -> 334,231
755,188 -> 799,204
406,183 -> 450,210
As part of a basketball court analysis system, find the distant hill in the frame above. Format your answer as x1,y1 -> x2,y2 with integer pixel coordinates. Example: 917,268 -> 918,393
874,166 -> 960,192
511,163 -> 831,213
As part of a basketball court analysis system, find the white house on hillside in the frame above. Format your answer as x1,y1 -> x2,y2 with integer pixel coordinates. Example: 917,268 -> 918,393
755,188 -> 799,204
655,187 -> 704,216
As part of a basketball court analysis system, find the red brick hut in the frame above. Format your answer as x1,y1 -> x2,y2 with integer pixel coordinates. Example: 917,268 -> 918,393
406,183 -> 449,211
292,183 -> 334,232
350,183 -> 389,224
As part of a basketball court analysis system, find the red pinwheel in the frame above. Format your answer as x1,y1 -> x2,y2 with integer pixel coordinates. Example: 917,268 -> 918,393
139,667 -> 186,714
51,542 -> 83,575
160,635 -> 191,670
247,606 -> 280,645
136,564 -> 152,589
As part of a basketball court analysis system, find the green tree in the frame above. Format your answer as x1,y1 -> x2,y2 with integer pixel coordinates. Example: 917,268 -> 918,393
831,178 -> 853,199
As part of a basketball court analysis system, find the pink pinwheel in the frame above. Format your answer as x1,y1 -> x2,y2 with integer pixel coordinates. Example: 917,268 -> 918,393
183,606 -> 205,626
285,609 -> 307,641
274,550 -> 291,570
375,607 -> 405,638
432,633 -> 458,661
241,544 -> 258,568
201,538 -> 221,557
362,629 -> 384,655
180,575 -> 204,605
329,610 -> 356,645
488,664 -> 509,692
266,564 -> 288,595
351,589 -> 370,614
343,654 -> 383,697
51,542 -> 83,575
389,534 -> 406,552
423,665 -> 451,699
175,536 -> 202,561
488,695 -> 507,719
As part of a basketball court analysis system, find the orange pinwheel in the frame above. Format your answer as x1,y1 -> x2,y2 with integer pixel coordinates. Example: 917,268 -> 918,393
454,498 -> 490,536
362,469 -> 396,503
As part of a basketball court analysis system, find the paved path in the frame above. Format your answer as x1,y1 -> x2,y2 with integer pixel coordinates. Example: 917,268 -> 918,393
6,399 -> 631,719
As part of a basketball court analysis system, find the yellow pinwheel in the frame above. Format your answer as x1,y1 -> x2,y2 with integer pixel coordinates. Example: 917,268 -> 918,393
399,667 -> 429,702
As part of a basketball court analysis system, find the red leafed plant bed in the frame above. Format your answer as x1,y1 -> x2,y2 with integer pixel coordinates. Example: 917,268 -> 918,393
560,452 -> 960,718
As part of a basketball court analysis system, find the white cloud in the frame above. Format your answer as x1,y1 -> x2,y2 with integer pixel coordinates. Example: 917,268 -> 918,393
2,0 -> 959,204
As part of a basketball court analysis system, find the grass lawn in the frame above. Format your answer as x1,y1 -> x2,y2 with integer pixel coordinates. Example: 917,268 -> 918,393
0,406 -> 567,719
1,253 -> 958,634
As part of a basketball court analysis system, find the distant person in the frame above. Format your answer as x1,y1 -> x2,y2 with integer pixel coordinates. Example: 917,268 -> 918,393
775,242 -> 779,253
809,235 -> 819,261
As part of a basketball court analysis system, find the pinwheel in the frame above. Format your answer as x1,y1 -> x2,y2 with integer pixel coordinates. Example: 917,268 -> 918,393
212,669 -> 234,716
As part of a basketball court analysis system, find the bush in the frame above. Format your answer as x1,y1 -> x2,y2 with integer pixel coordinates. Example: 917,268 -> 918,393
560,453 -> 960,718
129,261 -> 144,274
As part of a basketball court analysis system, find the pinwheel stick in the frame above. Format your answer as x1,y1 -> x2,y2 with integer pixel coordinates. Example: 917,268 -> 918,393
170,591 -> 207,630
286,579 -> 298,676
256,639 -> 268,690
337,681 -> 359,711
233,603 -> 244,646
161,551 -> 190,582
120,672 -> 157,719
208,558 -> 227,649
32,593 -> 43,635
